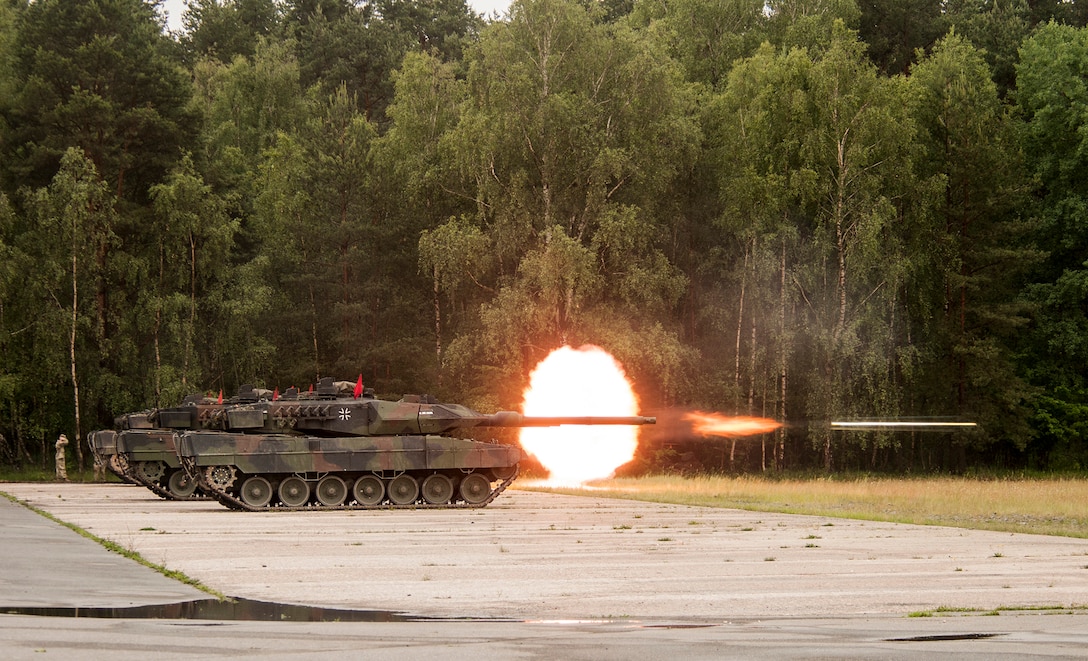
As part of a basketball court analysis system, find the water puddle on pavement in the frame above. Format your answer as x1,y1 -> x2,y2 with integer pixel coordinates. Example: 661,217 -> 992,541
1,597 -> 437,622
887,633 -> 1004,642
2,599 -> 708,628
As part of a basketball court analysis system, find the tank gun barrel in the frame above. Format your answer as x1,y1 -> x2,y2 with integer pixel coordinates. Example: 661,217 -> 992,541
485,412 -> 656,427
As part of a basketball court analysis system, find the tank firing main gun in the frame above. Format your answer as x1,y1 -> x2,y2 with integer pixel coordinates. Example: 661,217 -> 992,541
99,377 -> 656,511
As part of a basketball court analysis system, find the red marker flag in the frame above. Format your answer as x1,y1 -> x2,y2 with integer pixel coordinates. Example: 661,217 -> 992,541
217,389 -> 223,404
273,387 -> 279,401
353,374 -> 364,399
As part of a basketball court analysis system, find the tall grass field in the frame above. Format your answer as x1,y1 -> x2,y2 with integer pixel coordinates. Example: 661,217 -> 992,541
524,475 -> 1088,538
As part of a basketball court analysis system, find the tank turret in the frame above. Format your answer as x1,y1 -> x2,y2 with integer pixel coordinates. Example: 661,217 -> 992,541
148,376 -> 654,438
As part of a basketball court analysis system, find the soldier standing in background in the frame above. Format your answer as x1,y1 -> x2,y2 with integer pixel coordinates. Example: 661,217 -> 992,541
55,434 -> 68,481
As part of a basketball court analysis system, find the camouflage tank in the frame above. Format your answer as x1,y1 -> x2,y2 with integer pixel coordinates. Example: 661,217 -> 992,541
88,413 -> 203,500
87,429 -> 139,485
143,377 -> 655,511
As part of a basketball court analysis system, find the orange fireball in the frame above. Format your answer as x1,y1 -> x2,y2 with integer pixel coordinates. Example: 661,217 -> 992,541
520,346 -> 641,487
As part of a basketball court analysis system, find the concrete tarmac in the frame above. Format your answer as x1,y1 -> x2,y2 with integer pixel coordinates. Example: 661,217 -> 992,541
1,482 -> 1086,659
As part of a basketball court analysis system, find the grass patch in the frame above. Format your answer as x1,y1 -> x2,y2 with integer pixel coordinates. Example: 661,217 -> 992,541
522,474 -> 1088,538
909,604 -> 1088,618
908,606 -> 983,617
0,490 -> 224,600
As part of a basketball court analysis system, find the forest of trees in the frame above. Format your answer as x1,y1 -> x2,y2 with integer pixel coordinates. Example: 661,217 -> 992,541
2,0 -> 1088,476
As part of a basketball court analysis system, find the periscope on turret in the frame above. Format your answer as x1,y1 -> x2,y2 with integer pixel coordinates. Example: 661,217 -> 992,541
89,377 -> 656,511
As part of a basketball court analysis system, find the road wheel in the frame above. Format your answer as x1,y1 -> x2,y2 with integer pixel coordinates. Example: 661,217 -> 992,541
421,474 -> 454,505
352,475 -> 384,506
241,476 -> 272,507
278,476 -> 310,507
315,475 -> 347,506
459,473 -> 491,505
167,469 -> 197,498
387,474 -> 419,506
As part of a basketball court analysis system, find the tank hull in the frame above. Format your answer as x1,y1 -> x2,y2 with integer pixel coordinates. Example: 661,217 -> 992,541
87,430 -> 138,485
115,429 -> 203,500
177,431 -> 521,510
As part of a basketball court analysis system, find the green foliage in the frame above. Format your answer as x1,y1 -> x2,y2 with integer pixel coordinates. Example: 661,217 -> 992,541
858,0 -> 945,75
0,0 -> 19,110
6,0 -> 193,200
191,39 -> 305,183
181,0 -> 281,64
148,153 -> 240,403
1016,23 -> 1088,468
0,0 -> 1087,474
435,0 -> 698,404
943,0 -> 1030,96
906,30 -> 1035,457
419,216 -> 494,301
13,149 -> 119,458
632,0 -> 766,89
764,0 -> 861,54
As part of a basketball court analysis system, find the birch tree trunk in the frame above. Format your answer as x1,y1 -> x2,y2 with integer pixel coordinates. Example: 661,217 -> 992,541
69,236 -> 83,472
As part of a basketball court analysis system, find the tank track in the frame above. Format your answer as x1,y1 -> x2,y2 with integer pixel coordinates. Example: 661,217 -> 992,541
181,456 -> 517,512
106,454 -> 141,485
124,459 -> 208,501
133,473 -> 208,501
